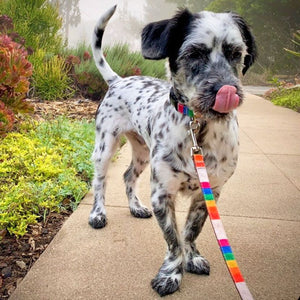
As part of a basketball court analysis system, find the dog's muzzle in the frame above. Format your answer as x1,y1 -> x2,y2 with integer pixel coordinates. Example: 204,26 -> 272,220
213,85 -> 240,113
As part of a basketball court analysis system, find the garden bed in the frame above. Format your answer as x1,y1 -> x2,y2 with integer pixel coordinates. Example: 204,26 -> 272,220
0,99 -> 98,298
0,210 -> 71,298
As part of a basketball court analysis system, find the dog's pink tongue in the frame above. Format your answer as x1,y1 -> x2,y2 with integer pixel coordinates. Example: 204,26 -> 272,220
213,85 -> 239,113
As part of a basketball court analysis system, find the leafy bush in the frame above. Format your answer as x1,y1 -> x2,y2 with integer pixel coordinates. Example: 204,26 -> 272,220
0,0 -> 63,53
266,86 -> 300,112
30,49 -> 75,100
65,43 -> 166,100
0,117 -> 95,237
105,44 -> 166,79
0,34 -> 33,126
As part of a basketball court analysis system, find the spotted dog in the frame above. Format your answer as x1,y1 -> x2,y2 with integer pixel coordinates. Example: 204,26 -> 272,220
89,5 -> 257,297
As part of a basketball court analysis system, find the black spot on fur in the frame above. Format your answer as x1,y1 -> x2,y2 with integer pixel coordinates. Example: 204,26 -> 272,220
221,156 -> 227,163
162,151 -> 173,163
112,127 -> 119,137
107,76 -> 118,84
152,145 -> 159,158
151,168 -> 158,183
196,121 -> 208,146
94,28 -> 104,48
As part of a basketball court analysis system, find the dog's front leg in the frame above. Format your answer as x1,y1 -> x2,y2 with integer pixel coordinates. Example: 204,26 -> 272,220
150,166 -> 183,297
182,187 -> 221,275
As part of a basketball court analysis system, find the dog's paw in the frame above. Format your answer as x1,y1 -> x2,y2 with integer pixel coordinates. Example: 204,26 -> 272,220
89,213 -> 107,229
130,206 -> 152,218
185,254 -> 210,275
151,268 -> 182,297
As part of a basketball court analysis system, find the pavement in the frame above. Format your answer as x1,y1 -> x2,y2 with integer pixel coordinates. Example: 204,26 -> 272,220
243,86 -> 271,96
11,94 -> 300,300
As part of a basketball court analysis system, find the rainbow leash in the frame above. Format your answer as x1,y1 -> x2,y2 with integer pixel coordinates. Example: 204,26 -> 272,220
189,121 -> 254,300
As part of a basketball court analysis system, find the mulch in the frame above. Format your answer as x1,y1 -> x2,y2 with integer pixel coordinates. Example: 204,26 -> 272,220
0,98 -> 99,299
27,98 -> 99,121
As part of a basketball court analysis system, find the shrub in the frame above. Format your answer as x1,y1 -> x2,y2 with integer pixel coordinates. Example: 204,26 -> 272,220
0,34 -> 33,118
30,49 -> 75,100
65,43 -> 166,100
267,86 -> 300,112
0,0 -> 63,53
0,117 -> 95,238
105,43 -> 166,79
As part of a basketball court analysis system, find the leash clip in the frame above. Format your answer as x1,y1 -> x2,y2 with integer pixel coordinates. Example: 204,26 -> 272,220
189,120 -> 202,156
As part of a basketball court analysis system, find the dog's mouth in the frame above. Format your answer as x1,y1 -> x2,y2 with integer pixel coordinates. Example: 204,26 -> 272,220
212,85 -> 240,113
190,84 -> 243,119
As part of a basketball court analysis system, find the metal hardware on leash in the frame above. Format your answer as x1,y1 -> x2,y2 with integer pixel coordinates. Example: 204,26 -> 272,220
189,120 -> 203,156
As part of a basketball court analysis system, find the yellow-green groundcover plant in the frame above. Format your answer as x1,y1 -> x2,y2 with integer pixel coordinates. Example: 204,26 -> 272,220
0,118 -> 95,238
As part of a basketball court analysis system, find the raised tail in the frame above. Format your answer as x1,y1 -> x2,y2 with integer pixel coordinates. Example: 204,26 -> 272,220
92,5 -> 121,85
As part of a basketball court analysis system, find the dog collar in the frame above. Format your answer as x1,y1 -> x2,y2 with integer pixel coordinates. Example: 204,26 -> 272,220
169,91 -> 194,118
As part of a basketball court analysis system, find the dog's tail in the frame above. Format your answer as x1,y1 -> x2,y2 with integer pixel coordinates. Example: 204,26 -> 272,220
92,5 -> 121,85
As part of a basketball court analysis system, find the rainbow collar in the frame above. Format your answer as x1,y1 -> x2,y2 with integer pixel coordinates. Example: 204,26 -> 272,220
169,92 -> 194,118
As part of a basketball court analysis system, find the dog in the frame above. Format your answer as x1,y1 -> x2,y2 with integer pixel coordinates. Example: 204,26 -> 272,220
89,5 -> 257,297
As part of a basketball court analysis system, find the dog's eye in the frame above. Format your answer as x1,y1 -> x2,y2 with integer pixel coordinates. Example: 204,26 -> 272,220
223,43 -> 242,62
187,45 -> 211,60
231,51 -> 242,60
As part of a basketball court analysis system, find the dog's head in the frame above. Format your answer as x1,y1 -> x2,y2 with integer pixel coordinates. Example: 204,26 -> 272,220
142,9 -> 257,119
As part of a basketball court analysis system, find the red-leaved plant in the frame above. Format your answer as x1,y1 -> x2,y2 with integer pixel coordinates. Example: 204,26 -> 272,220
0,100 -> 14,137
0,34 -> 33,114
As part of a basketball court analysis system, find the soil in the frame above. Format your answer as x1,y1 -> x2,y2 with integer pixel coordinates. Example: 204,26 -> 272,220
0,98 -> 99,299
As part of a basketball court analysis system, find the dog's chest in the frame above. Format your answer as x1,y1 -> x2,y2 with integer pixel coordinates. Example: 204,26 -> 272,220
164,114 -> 239,190
201,118 -> 239,186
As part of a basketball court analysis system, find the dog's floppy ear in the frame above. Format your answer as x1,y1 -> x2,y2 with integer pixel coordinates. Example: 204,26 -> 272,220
141,9 -> 195,62
232,14 -> 258,75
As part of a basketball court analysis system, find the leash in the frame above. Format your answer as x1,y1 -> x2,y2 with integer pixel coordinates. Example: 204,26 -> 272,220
189,119 -> 254,300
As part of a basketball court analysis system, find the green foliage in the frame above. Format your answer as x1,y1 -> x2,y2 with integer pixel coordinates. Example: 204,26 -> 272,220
266,86 -> 300,112
284,30 -> 300,57
0,0 -> 63,53
0,117 -> 95,238
0,35 -> 33,114
0,3 -> 72,101
105,44 -> 166,79
30,49 -> 75,100
64,43 -> 166,100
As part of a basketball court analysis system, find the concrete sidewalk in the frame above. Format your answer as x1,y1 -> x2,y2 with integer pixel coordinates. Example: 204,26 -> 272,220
11,94 -> 300,300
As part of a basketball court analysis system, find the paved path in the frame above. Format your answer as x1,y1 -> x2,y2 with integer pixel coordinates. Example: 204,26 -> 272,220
243,86 -> 271,96
11,94 -> 300,300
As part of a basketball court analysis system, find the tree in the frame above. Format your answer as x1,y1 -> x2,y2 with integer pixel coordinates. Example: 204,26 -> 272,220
49,0 -> 81,40
166,0 -> 214,12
